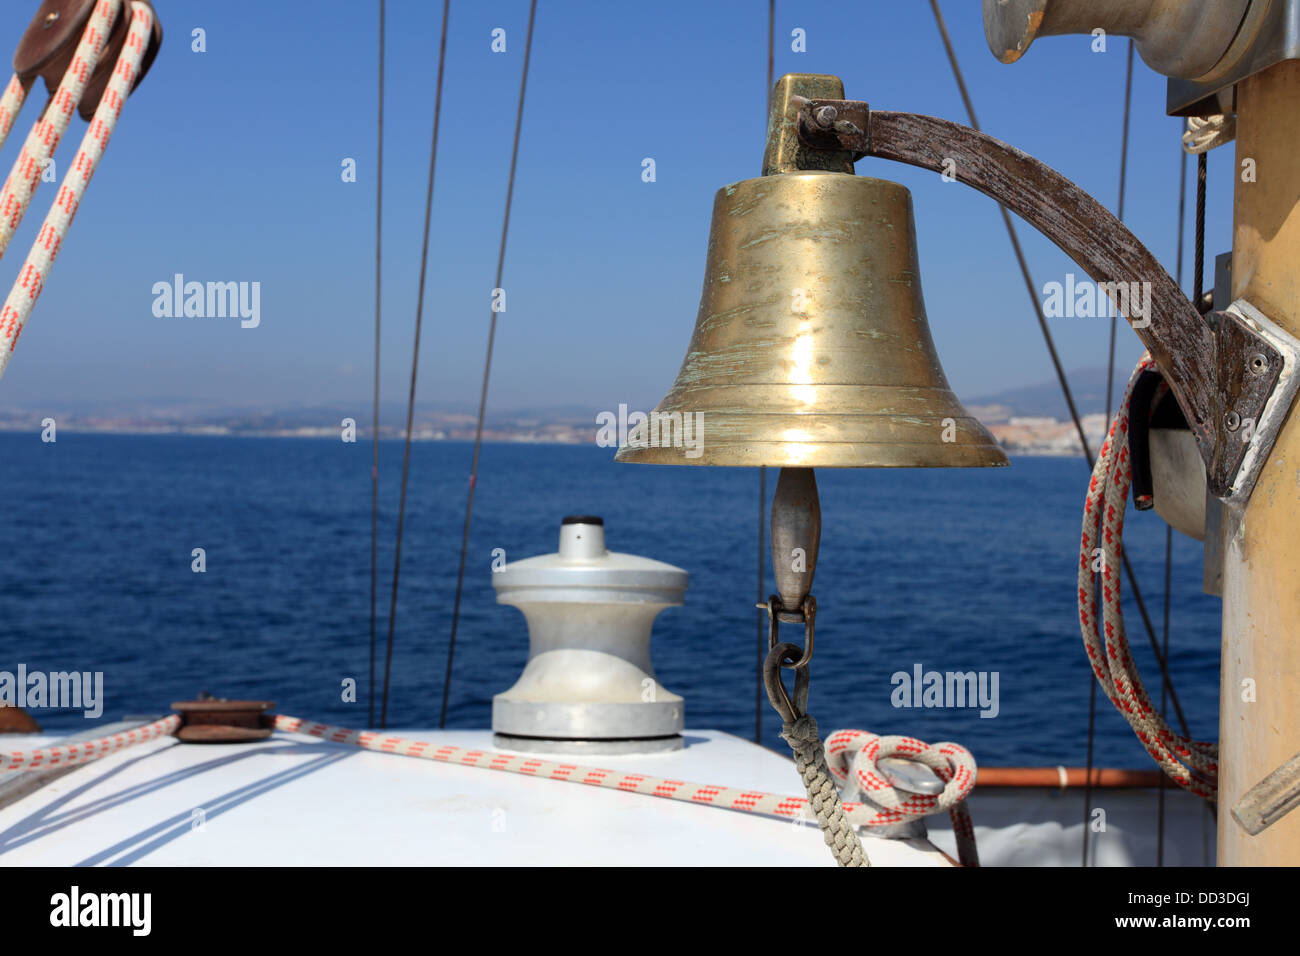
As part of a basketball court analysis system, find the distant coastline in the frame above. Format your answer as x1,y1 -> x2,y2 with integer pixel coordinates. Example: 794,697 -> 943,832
0,414 -> 1105,457
0,367 -> 1121,455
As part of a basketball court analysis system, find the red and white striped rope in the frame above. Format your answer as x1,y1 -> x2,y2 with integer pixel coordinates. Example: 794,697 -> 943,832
0,714 -> 179,772
0,710 -> 978,863
0,74 -> 30,156
825,729 -> 979,866
0,0 -> 152,380
0,0 -> 120,262
1077,353 -> 1217,798
273,715 -> 980,864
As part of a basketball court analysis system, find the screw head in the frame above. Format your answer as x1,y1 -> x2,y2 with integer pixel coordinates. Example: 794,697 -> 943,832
813,105 -> 838,129
1249,353 -> 1268,374
43,11 -> 59,28
1225,411 -> 1242,431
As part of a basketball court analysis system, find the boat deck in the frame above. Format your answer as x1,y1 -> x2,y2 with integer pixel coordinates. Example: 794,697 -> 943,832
0,724 -> 953,866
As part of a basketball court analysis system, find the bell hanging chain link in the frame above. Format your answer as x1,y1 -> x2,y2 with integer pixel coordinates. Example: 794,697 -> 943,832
762,594 -> 868,867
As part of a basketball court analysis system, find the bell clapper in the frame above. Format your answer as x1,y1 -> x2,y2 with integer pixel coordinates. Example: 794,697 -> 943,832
761,466 -> 820,719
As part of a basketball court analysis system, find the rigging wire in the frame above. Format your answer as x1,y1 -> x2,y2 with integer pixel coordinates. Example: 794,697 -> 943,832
369,0 -> 385,729
756,0 -> 774,746
1158,138 -> 1189,867
926,3 -> 1190,723
925,0 -> 1199,856
379,0 -> 451,728
440,0 -> 539,729
1194,154 -> 1207,313
1084,37 -> 1135,868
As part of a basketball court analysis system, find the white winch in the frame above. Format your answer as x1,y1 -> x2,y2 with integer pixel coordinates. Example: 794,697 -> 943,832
491,516 -> 688,754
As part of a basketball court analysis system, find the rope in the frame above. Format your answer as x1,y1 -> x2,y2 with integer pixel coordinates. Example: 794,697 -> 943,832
272,714 -> 977,864
783,716 -> 867,866
1182,114 -> 1235,155
0,0 -> 151,381
0,75 -> 29,156
0,710 -> 977,864
0,715 -> 179,772
441,0 -> 538,728
1078,354 -> 1218,798
826,728 -> 979,867
0,0 -> 119,263
369,0 -> 385,730
379,0 -> 450,728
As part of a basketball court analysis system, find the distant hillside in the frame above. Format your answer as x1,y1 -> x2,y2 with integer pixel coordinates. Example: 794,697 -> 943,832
966,367 -> 1123,423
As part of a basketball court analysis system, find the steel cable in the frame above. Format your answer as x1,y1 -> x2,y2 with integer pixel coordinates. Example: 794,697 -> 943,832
440,0 -> 539,728
369,0 -> 385,729
379,0 -> 450,728
1085,36 -> 1136,868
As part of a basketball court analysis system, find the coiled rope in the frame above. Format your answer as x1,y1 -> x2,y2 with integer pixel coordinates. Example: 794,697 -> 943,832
0,0 -> 154,381
1077,354 -> 1218,798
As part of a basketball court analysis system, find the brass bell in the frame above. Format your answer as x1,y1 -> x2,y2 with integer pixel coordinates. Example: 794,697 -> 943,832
615,171 -> 1007,469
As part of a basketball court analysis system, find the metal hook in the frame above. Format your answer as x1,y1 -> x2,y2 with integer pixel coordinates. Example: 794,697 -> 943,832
763,641 -> 810,724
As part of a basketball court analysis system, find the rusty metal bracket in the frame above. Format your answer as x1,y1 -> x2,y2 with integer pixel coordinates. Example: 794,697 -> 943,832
173,697 -> 274,743
14,0 -> 163,121
789,96 -> 869,160
790,97 -> 1299,502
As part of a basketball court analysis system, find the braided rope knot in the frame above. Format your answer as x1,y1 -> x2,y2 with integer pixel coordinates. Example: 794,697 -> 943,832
825,729 -> 980,867
825,730 -> 976,821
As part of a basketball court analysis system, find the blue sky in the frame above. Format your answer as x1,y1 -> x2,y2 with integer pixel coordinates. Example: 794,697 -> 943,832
0,0 -> 1233,416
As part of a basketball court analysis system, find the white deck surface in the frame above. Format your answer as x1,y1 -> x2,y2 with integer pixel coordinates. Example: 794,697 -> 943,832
0,727 -> 953,867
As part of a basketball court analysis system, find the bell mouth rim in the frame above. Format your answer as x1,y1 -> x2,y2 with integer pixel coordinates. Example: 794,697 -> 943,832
613,444 -> 1010,469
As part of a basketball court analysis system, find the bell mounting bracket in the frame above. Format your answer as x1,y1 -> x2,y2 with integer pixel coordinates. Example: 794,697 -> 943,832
788,94 -> 1299,503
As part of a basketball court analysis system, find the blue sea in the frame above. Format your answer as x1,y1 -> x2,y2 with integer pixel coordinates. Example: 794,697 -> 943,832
0,433 -> 1221,768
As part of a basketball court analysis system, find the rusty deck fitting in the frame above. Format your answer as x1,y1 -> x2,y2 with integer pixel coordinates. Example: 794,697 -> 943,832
0,705 -> 41,734
172,698 -> 274,743
13,0 -> 163,121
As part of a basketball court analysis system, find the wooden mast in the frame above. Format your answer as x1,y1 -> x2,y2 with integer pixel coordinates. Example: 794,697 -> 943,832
1221,58 -> 1300,866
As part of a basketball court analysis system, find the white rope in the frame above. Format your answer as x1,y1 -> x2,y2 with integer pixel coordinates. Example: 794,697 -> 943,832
0,0 -> 152,380
0,710 -> 980,865
0,74 -> 30,156
274,715 -> 981,865
0,715 -> 179,771
1182,114 -> 1234,155
0,0 -> 120,262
